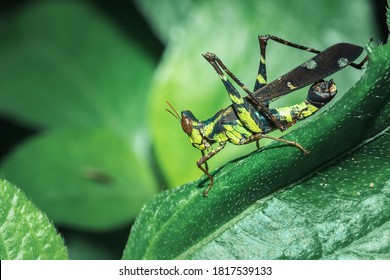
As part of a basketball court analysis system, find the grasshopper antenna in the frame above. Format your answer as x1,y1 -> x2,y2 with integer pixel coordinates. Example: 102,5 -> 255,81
165,100 -> 181,123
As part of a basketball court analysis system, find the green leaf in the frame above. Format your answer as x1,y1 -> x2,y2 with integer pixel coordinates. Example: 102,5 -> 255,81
326,222 -> 390,259
188,132 -> 390,259
0,1 -> 154,134
1,128 -> 158,230
147,0 -> 377,188
134,0 -> 197,43
0,179 -> 68,259
0,1 -> 159,230
122,42 -> 390,259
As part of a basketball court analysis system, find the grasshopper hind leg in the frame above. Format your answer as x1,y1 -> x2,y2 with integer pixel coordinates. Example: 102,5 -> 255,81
253,35 -> 269,92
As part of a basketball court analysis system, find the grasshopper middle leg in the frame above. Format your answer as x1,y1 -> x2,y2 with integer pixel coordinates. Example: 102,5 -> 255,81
245,133 -> 309,155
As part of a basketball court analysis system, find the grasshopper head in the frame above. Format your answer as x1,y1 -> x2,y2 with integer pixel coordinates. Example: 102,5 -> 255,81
306,79 -> 337,108
181,110 -> 207,150
165,101 -> 208,150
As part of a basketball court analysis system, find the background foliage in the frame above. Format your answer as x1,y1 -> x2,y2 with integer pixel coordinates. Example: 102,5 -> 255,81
0,0 -> 388,259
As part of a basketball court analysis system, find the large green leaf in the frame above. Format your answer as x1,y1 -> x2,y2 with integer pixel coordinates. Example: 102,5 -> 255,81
1,128 -> 157,230
145,0 -> 377,187
134,0 -> 196,43
122,41 -> 390,259
188,131 -> 390,259
0,1 -> 154,133
0,1 -> 159,230
0,179 -> 68,259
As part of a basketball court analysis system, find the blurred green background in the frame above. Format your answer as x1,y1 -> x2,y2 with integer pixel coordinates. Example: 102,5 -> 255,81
0,0 -> 387,259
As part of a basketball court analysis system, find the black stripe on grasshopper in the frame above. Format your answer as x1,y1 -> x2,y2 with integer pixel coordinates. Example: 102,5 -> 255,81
166,35 -> 367,197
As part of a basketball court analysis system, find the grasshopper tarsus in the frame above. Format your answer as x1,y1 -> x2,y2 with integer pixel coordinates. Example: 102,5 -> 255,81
295,143 -> 310,155
350,55 -> 369,70
203,181 -> 212,197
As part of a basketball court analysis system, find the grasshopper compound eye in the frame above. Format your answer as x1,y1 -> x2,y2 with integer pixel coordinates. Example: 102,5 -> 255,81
307,79 -> 337,108
181,111 -> 195,135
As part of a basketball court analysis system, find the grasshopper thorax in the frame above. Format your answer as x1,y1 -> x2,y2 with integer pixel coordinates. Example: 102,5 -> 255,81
306,79 -> 337,108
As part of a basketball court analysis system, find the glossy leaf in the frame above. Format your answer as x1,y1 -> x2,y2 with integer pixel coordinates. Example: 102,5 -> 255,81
134,0 -> 196,43
0,1 -> 154,132
123,41 -> 390,259
0,179 -> 68,259
1,128 -> 158,230
0,1 -> 159,230
188,131 -> 390,259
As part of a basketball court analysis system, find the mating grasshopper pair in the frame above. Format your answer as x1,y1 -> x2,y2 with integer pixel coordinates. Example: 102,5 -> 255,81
167,35 -> 367,196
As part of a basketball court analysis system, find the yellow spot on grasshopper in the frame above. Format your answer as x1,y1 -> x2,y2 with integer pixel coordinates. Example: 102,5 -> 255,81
219,74 -> 227,81
237,107 -> 261,133
224,125 -> 242,144
287,82 -> 297,90
276,106 -> 294,123
256,74 -> 267,85
229,93 -> 243,105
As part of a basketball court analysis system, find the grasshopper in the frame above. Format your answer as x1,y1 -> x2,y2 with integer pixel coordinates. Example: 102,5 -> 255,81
166,35 -> 367,197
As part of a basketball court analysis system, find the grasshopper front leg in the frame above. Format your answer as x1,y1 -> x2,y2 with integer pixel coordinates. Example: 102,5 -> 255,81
197,142 -> 226,197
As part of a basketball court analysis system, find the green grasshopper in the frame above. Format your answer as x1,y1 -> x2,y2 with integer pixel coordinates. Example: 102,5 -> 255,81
166,35 -> 367,196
